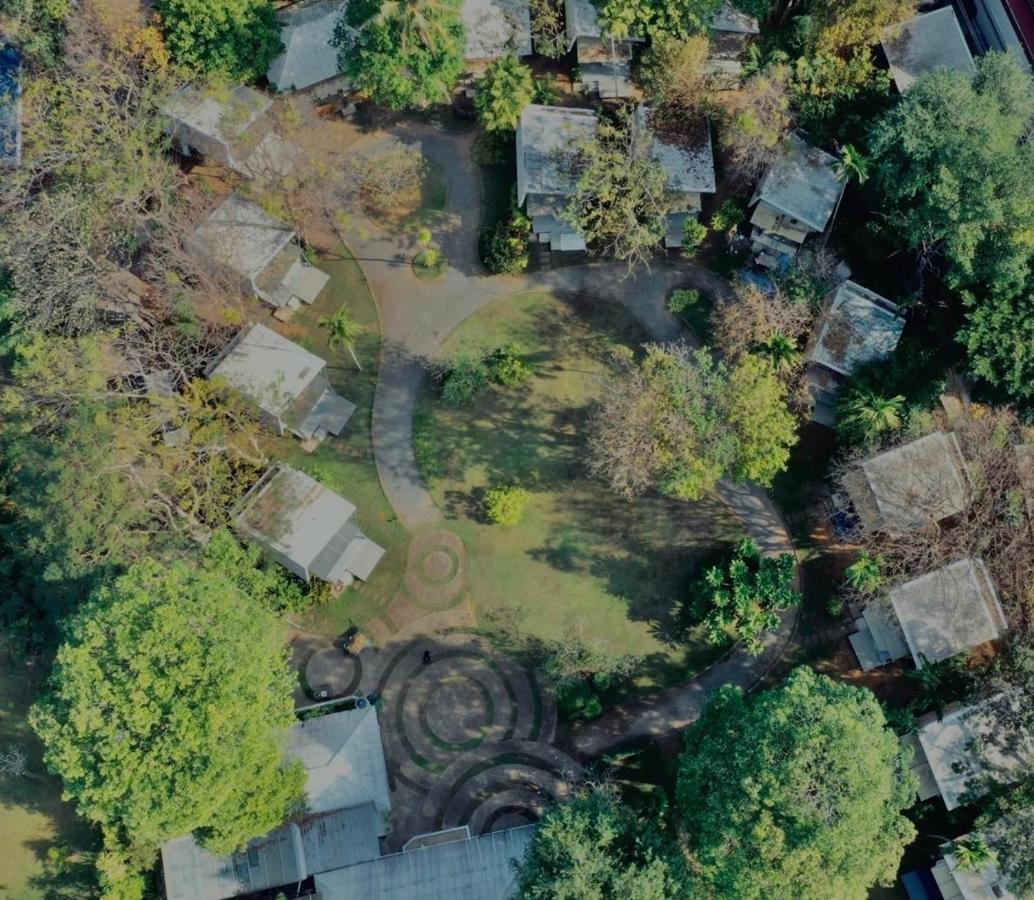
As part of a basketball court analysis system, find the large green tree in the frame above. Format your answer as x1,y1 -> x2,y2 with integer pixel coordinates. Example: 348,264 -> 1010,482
156,0 -> 282,81
516,787 -> 681,899
475,53 -> 534,132
597,0 -> 723,40
30,559 -> 305,859
676,666 -> 916,899
336,0 -> 465,109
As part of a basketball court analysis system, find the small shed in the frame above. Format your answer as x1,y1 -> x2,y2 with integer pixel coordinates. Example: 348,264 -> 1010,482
635,105 -> 716,248
313,824 -> 537,899
849,557 -> 1007,670
0,45 -> 22,168
843,431 -> 973,536
206,323 -> 356,444
516,104 -> 598,251
462,0 -> 533,62
235,464 -> 385,585
749,135 -> 843,267
881,7 -> 975,93
267,0 -> 351,93
189,194 -> 330,309
914,692 -> 1032,810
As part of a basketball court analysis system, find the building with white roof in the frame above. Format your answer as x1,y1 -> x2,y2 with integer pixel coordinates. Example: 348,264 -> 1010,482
235,464 -> 385,586
849,557 -> 1007,671
843,431 -> 973,537
206,323 -> 356,445
911,692 -> 1032,810
268,0 -> 350,93
804,280 -> 905,425
516,104 -> 598,251
188,194 -> 330,310
881,7 -> 976,93
314,824 -> 536,899
161,707 -> 390,900
564,0 -> 638,97
748,134 -> 844,268
463,0 -> 533,62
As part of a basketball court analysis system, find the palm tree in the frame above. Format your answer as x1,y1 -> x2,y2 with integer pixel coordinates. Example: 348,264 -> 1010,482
838,389 -> 905,446
946,836 -> 996,873
319,305 -> 364,371
362,0 -> 457,54
826,143 -> 871,239
844,550 -> 883,594
759,333 -> 802,373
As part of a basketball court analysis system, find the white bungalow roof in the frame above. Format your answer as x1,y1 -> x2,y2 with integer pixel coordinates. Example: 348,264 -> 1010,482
754,135 -> 843,233
712,1 -> 759,34
463,0 -> 533,59
290,706 -> 392,820
889,558 -> 1007,667
314,825 -> 537,899
635,105 -> 716,195
191,193 -> 295,281
516,104 -> 597,206
164,85 -> 272,150
917,692 -> 1032,810
809,280 -> 904,376
208,323 -> 326,419
565,0 -> 601,42
267,0 -> 349,91
881,7 -> 975,93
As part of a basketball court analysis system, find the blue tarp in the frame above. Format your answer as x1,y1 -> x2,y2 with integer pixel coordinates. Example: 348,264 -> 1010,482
0,46 -> 22,166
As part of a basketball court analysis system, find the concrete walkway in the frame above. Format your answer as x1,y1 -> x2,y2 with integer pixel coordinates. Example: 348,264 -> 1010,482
338,118 -> 799,756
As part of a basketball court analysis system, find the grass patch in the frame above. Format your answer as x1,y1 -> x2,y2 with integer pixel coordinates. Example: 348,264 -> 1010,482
417,291 -> 741,695
361,158 -> 448,234
271,243 -> 408,637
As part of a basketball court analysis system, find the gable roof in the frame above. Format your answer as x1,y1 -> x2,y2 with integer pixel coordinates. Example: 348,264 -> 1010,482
463,0 -> 533,59
291,706 -> 392,818
191,193 -> 295,281
516,105 -> 597,206
164,85 -> 272,160
808,280 -> 904,376
888,557 -> 1007,667
0,45 -> 22,167
267,0 -> 349,91
711,0 -> 759,34
917,692 -> 1032,810
636,105 -> 716,195
754,134 -> 843,232
881,7 -> 975,93
565,0 -> 602,43
849,431 -> 972,536
207,323 -> 326,420
314,825 -> 536,899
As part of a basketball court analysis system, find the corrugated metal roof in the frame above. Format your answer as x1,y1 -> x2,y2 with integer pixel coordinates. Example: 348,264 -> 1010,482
267,0 -> 349,92
191,193 -> 295,281
881,8 -> 975,93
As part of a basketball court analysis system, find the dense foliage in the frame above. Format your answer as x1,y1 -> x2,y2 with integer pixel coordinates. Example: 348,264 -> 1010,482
597,0 -> 723,40
695,538 -> 800,653
336,0 -> 465,109
475,54 -> 534,132
677,667 -> 916,899
30,560 -> 305,863
156,0 -> 283,80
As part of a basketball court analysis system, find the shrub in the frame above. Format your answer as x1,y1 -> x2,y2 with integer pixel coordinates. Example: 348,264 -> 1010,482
473,129 -> 513,165
487,342 -> 533,386
682,218 -> 708,254
483,211 -> 531,274
533,74 -> 561,104
484,485 -> 530,525
709,196 -> 747,234
556,679 -> 603,720
667,288 -> 701,316
442,356 -> 488,405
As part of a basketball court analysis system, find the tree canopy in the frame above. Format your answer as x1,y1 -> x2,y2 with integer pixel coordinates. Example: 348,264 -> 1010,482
588,343 -> 798,501
336,0 -> 465,109
156,0 -> 283,81
676,666 -> 916,899
30,559 -> 305,859
597,0 -> 723,40
475,54 -> 534,132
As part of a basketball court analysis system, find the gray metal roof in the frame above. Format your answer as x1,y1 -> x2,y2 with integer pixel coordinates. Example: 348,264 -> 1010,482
852,431 -> 972,536
208,323 -> 327,420
711,1 -> 759,34
267,0 -> 349,91
163,85 -> 271,158
314,825 -> 537,899
516,105 -> 597,207
565,0 -> 601,42
291,706 -> 392,818
889,557 -> 1007,667
191,193 -> 295,281
463,0 -> 533,59
917,692 -> 1032,810
881,7 -> 975,93
808,280 -> 904,377
754,134 -> 843,233
636,105 -> 716,195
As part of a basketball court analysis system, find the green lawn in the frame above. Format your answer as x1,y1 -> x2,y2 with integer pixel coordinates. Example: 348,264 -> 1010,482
415,291 -> 742,694
270,243 -> 408,636
0,649 -> 97,900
